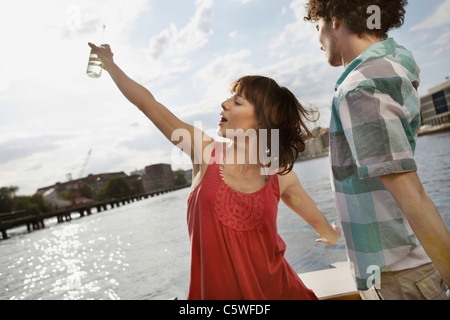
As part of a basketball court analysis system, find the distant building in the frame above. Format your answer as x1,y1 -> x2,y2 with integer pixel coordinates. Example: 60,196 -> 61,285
420,79 -> 450,126
36,171 -> 128,207
184,169 -> 193,185
82,172 -> 128,196
142,164 -> 175,193
298,127 -> 330,161
124,174 -> 143,195
36,186 -> 71,209
130,168 -> 145,176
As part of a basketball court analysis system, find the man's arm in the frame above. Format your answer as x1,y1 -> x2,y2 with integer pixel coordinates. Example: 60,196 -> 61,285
380,171 -> 450,287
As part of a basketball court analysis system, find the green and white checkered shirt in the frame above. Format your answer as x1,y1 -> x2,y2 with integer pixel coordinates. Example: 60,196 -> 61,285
330,38 -> 422,290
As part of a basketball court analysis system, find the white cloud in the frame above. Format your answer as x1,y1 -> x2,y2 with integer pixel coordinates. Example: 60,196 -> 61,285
147,0 -> 214,59
193,50 -> 254,101
1,0 -> 448,196
229,31 -> 238,38
431,27 -> 450,57
0,134 -> 71,165
411,0 -> 450,31
0,0 -> 333,195
233,0 -> 255,4
268,0 -> 317,55
431,28 -> 450,46
420,60 -> 443,70
433,45 -> 450,57
0,0 -> 152,194
0,68 -> 10,93
265,0 -> 338,106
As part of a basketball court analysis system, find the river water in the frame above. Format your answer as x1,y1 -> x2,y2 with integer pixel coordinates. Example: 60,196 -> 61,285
1,132 -> 449,300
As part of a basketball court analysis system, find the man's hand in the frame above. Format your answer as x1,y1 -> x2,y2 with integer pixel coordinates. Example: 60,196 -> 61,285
380,171 -> 450,287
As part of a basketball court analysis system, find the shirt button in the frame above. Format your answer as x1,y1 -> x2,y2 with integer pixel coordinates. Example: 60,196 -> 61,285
386,164 -> 393,170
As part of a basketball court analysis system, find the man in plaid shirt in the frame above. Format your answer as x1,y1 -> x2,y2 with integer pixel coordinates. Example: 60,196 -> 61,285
305,0 -> 449,299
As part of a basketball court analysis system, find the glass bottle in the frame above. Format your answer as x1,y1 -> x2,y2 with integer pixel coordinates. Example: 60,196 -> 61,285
86,24 -> 106,78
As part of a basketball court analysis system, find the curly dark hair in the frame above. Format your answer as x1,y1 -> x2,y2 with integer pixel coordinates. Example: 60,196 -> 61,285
304,0 -> 408,40
230,76 -> 317,175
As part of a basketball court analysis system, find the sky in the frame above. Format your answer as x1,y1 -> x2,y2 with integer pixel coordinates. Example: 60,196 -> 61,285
1,0 -> 449,196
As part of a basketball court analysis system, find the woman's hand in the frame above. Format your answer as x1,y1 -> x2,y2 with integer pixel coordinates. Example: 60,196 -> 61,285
88,43 -> 115,72
315,222 -> 341,245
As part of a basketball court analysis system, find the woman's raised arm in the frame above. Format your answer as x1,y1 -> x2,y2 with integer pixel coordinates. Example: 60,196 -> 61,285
88,43 -> 211,163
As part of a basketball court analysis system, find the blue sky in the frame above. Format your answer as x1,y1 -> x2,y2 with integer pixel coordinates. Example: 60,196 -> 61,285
0,0 -> 449,195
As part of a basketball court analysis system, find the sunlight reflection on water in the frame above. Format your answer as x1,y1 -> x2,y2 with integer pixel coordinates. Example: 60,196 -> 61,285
1,132 -> 449,300
6,222 -> 129,299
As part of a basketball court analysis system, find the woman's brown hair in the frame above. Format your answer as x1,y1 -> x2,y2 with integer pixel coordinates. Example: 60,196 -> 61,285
230,76 -> 318,175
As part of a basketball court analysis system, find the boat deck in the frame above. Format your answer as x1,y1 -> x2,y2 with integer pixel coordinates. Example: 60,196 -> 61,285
299,262 -> 361,300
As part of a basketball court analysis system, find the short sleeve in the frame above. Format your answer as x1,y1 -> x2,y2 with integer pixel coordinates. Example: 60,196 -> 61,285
338,84 -> 417,179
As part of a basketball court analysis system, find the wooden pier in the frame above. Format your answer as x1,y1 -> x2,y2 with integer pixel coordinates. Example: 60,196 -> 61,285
0,185 -> 190,240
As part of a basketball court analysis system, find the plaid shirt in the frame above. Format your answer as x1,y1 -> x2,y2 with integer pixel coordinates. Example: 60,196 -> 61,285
330,38 -> 422,290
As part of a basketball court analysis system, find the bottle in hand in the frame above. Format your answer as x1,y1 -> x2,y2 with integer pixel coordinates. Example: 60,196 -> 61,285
86,24 -> 106,78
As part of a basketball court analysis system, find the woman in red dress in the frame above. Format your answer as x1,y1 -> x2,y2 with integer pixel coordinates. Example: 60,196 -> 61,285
89,43 -> 341,300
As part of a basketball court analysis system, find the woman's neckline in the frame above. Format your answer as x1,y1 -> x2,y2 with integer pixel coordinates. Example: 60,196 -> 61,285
218,162 -> 271,195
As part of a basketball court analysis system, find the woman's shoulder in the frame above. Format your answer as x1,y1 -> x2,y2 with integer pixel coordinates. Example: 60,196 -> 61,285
277,169 -> 300,196
205,139 -> 227,164
192,139 -> 225,180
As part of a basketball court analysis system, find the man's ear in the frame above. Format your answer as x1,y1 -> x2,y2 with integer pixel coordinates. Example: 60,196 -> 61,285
331,17 -> 342,30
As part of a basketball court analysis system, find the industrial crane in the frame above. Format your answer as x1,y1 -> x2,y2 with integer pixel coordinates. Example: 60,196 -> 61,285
78,149 -> 92,179
66,149 -> 92,181
67,149 -> 93,206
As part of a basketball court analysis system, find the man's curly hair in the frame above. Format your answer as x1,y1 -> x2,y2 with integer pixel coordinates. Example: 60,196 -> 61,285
304,0 -> 408,40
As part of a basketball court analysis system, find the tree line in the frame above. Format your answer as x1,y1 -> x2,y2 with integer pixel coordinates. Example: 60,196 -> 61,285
0,186 -> 53,215
1,170 -> 188,214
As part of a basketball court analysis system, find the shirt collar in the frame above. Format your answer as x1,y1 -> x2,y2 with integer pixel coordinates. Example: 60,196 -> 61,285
335,38 -> 397,91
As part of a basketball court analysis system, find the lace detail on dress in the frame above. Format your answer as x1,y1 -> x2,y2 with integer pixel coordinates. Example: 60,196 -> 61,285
214,180 -> 265,232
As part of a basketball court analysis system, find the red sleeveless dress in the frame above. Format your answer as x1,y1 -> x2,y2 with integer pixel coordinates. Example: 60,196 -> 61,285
187,145 -> 317,300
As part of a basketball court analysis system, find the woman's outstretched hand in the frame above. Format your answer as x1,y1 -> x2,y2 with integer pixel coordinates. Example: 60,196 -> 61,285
88,43 -> 115,72
315,222 -> 341,245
